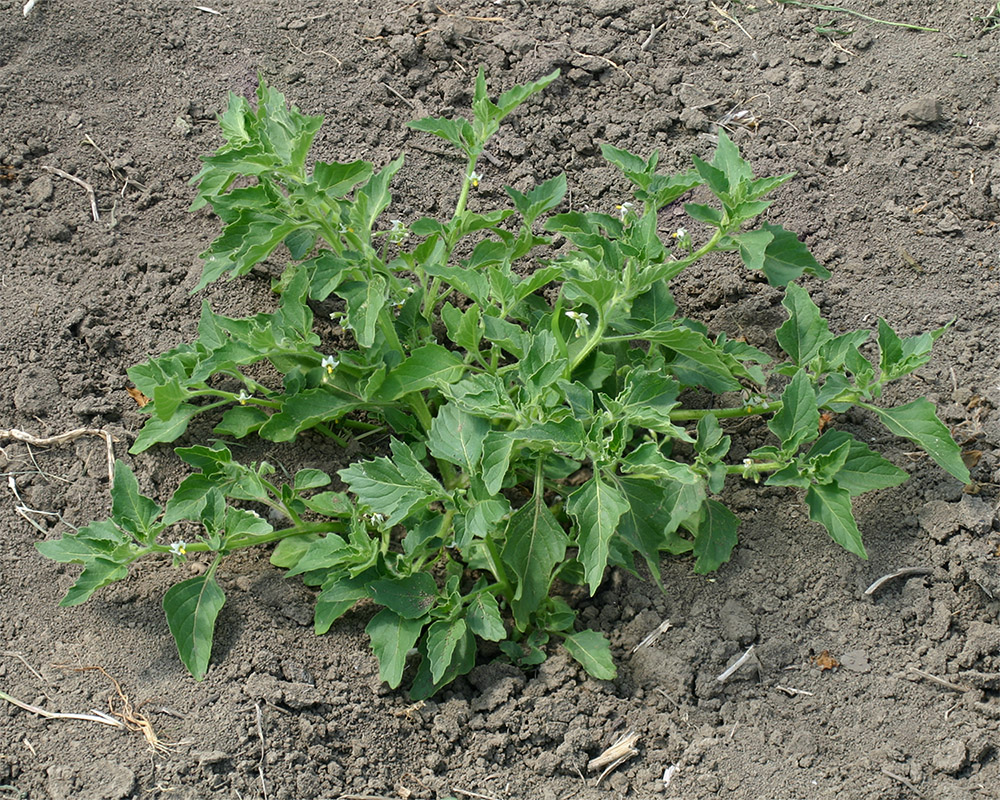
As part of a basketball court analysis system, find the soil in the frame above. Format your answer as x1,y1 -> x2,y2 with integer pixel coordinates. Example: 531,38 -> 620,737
2,1 -> 1000,798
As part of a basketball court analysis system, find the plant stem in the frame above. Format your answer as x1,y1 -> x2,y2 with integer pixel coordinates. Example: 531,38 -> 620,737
670,401 -> 782,422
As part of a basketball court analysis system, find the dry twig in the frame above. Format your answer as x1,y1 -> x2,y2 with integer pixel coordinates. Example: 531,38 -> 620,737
907,667 -> 969,693
631,618 -> 671,654
0,427 -> 116,484
717,644 -> 757,683
39,165 -> 100,221
864,567 -> 933,596
588,730 -> 639,785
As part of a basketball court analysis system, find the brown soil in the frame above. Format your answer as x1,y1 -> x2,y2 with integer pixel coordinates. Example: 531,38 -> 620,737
2,1 -> 1000,798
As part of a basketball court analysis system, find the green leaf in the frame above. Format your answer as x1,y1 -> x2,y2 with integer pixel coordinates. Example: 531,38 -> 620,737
804,482 -> 866,558
466,592 -> 506,641
284,535 -> 349,578
407,116 -> 475,154
805,430 -> 907,496
563,629 -> 616,680
689,499 -> 740,574
867,399 -> 970,483
314,574 -> 370,634
110,460 -> 162,541
163,474 -> 216,525
376,344 -> 465,402
776,283 -> 832,366
768,369 -> 820,452
568,476 -> 630,594
59,558 -> 129,607
369,573 -> 438,619
258,388 -> 356,442
426,618 -> 468,684
293,468 -> 331,491
502,494 -> 568,629
428,405 -> 489,474
313,159 -> 374,197
163,573 -> 226,681
711,130 -> 752,189
877,318 -> 950,382
214,405 -> 269,438
129,404 -> 202,453
340,275 -> 387,348
740,224 -> 829,285
338,440 -> 445,526
35,521 -> 124,563
504,173 -> 567,225
481,431 -> 514,495
366,608 -> 424,689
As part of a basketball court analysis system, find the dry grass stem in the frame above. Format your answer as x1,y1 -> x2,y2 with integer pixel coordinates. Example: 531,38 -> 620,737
631,618 -> 671,654
0,427 -> 116,484
39,165 -> 100,221
640,21 -> 667,50
711,2 -> 752,39
0,688 -> 124,728
775,685 -> 814,697
717,644 -> 756,683
908,667 -> 969,693
588,730 -> 639,777
881,767 -> 926,798
255,702 -> 269,800
864,567 -> 933,596
452,788 -> 500,800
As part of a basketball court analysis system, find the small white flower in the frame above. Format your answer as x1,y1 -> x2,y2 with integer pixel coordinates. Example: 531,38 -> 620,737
616,201 -> 636,221
321,355 -> 340,374
169,541 -> 187,557
237,390 -> 251,405
366,511 -> 388,526
565,310 -> 590,338
468,170 -> 482,189
388,219 -> 409,244
670,227 -> 688,240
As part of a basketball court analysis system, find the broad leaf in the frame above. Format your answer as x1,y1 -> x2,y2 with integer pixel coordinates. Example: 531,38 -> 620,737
428,405 -> 489,474
804,482 -> 865,558
366,608 -> 424,689
805,430 -> 907,496
369,573 -> 438,619
867,399 -> 970,484
59,558 -> 129,607
568,476 -> 630,594
502,494 -> 568,629
768,369 -> 820,453
776,283 -> 832,366
426,618 -> 468,684
339,441 -> 444,526
689,499 -> 740,574
563,629 -> 616,680
466,592 -> 506,641
163,573 -> 226,681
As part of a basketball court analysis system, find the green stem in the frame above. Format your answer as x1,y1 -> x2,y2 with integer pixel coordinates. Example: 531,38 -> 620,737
670,401 -> 782,422
724,460 -> 785,476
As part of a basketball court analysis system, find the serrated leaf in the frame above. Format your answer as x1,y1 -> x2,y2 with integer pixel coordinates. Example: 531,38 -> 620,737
366,608 -> 424,689
805,430 -> 907,496
163,573 -> 226,681
568,476 -> 630,594
743,223 -> 830,285
314,574 -> 370,634
338,440 -> 445,526
428,405 -> 489,474
502,494 -> 568,629
110,460 -> 162,540
35,522 -> 123,564
776,283 -> 833,366
804,482 -> 866,558
426,618 -> 468,684
163,474 -> 216,525
59,558 -> 129,607
369,573 -> 438,619
376,344 -> 465,401
129,404 -> 203,454
689,499 -> 740,574
563,629 -> 616,680
466,592 -> 506,641
340,275 -> 386,348
867,399 -> 970,484
768,369 -> 820,452
258,388 -> 357,442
